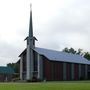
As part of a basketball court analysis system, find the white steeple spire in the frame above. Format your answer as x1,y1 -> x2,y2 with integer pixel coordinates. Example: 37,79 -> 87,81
26,3 -> 34,80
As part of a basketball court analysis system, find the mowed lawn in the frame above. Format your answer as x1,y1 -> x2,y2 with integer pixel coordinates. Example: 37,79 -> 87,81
0,81 -> 90,90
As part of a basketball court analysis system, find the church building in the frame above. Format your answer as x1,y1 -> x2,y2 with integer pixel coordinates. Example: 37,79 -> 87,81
19,5 -> 90,81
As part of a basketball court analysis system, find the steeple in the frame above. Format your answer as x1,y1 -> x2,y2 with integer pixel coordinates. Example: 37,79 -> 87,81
27,4 -> 37,48
26,4 -> 37,80
29,4 -> 33,38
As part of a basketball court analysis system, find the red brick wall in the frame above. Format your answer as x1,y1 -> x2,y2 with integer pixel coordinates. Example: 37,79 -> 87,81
74,64 -> 79,80
66,63 -> 71,80
43,59 -> 51,80
43,57 -> 63,81
53,62 -> 63,80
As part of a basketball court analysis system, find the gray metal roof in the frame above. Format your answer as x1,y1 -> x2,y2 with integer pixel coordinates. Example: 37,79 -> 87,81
34,47 -> 90,65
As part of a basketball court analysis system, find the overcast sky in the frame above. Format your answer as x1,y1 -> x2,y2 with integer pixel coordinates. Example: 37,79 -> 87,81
0,0 -> 90,66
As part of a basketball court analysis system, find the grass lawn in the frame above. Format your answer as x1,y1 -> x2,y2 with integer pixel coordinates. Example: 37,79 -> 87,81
0,81 -> 90,90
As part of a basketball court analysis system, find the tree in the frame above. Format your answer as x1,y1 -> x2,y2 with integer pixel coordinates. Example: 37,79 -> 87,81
62,47 -> 69,53
69,48 -> 76,54
76,48 -> 83,56
7,62 -> 19,73
84,52 -> 90,60
63,47 -> 76,54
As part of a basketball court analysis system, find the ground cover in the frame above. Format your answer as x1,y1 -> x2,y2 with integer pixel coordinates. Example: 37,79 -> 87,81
0,81 -> 90,90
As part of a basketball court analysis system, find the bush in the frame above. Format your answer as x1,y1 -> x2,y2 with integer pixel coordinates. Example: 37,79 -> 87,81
80,77 -> 84,80
26,77 -> 42,82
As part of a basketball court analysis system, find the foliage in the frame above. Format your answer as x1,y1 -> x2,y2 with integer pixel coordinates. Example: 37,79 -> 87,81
7,62 -> 19,73
63,47 -> 83,55
84,52 -> 90,60
77,49 -> 83,55
62,47 -> 70,53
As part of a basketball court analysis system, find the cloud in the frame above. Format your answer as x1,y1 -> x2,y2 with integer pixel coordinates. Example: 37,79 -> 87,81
34,0 -> 90,52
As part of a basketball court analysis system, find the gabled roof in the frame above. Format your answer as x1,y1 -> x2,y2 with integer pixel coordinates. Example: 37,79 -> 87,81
0,66 -> 14,74
19,47 -> 90,65
34,47 -> 90,65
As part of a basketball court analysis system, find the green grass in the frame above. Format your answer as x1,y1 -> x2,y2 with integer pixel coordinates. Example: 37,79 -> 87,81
0,81 -> 90,90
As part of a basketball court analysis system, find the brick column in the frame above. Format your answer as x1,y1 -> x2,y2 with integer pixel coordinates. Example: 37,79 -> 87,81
63,62 -> 66,80
20,56 -> 23,80
37,54 -> 43,80
71,63 -> 74,80
85,64 -> 88,79
79,64 -> 81,80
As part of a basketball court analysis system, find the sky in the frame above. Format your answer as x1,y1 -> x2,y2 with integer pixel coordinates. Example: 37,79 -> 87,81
0,0 -> 90,66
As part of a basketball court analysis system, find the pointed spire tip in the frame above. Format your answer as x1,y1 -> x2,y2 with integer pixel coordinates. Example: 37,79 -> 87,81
30,3 -> 32,10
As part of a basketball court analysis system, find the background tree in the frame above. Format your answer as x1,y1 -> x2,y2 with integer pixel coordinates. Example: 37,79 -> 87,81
68,48 -> 76,54
76,48 -> 83,56
62,47 -> 69,53
84,52 -> 90,60
7,61 -> 20,73
63,47 -> 76,54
